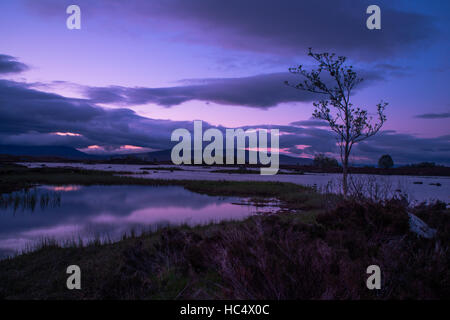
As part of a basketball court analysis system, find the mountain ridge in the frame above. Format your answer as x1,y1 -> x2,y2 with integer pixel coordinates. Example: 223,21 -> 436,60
0,145 -> 313,165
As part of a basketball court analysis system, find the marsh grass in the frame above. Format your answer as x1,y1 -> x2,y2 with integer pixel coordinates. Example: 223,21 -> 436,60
140,167 -> 184,171
210,167 -> 304,175
0,190 -> 61,212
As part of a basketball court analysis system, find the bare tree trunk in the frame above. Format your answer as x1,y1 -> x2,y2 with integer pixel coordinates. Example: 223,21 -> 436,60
342,161 -> 348,196
342,145 -> 349,196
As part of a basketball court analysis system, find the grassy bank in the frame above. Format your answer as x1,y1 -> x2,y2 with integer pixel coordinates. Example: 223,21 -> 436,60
0,164 -> 448,299
210,167 -> 305,175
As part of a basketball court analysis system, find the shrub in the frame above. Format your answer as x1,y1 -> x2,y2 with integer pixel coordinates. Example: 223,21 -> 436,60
313,154 -> 339,168
378,154 -> 394,169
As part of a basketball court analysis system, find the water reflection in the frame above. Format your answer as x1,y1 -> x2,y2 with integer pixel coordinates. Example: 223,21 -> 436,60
0,190 -> 61,212
43,185 -> 81,192
0,185 -> 264,258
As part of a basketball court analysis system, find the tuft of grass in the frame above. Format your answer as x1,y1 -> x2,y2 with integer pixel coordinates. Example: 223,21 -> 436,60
0,191 -> 61,212
210,168 -> 304,175
140,167 -> 184,171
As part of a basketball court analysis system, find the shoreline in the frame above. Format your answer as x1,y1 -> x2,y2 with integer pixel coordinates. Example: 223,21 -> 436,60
13,162 -> 450,204
2,158 -> 449,176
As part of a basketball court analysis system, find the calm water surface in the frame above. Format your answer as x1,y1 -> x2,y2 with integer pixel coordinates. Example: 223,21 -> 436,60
0,185 -> 267,258
22,162 -> 450,203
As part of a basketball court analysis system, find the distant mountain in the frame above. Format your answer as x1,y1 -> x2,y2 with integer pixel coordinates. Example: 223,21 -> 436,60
122,149 -> 313,166
278,154 -> 313,166
118,149 -> 173,162
0,145 -> 313,166
0,145 -> 100,160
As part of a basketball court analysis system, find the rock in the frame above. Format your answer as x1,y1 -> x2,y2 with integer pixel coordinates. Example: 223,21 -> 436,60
408,212 -> 437,239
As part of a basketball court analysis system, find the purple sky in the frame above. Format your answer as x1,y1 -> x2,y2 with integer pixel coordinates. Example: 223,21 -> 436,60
0,0 -> 449,164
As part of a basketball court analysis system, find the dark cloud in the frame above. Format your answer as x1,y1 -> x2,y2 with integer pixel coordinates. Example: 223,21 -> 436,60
26,0 -> 439,61
290,120 -> 329,127
247,124 -> 450,165
85,73 -> 317,108
0,79 -> 195,151
84,70 -> 382,108
374,63 -> 412,78
1,54 -> 448,165
0,55 -> 28,74
354,132 -> 450,165
415,112 -> 450,119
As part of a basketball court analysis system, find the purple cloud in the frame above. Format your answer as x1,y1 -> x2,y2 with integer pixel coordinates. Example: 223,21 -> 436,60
0,55 -> 28,74
26,0 -> 438,61
415,112 -> 450,119
1,55 -> 448,165
83,70 -> 382,108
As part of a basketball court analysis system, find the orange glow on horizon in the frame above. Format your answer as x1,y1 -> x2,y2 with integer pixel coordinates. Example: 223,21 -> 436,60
120,145 -> 145,150
86,145 -> 102,149
79,144 -> 149,154
51,132 -> 82,137
47,185 -> 81,192
295,144 -> 311,150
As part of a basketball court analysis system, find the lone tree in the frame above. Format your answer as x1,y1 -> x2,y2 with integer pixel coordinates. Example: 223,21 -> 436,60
286,49 -> 388,195
378,154 -> 394,169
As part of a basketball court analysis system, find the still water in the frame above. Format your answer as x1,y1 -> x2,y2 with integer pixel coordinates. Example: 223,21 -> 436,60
22,163 -> 450,204
0,185 -> 266,258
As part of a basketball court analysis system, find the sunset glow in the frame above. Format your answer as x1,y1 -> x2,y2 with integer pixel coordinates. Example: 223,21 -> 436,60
51,132 -> 82,137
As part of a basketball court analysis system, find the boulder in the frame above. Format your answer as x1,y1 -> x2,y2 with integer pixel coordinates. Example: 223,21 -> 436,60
408,212 -> 437,239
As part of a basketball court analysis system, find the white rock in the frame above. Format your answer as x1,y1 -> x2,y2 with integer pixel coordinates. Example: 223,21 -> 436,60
408,212 -> 437,239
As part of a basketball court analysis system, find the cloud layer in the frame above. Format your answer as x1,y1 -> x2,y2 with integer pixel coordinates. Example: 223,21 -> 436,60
1,55 -> 448,165
0,55 -> 28,74
83,70 -> 382,109
415,112 -> 450,119
0,79 -> 194,151
27,0 -> 438,61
